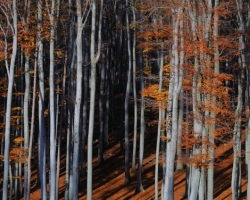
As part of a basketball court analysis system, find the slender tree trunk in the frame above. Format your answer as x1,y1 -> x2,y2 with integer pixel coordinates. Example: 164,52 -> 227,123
64,0 -> 75,196
104,46 -> 110,145
37,1 -> 47,198
98,59 -> 105,164
186,2 -> 202,198
48,0 -> 57,198
245,2 -> 250,198
72,0 -> 83,197
232,74 -> 243,200
246,66 -> 250,199
22,2 -> 31,195
81,30 -> 89,176
124,0 -> 132,184
164,6 -> 183,199
131,2 -> 138,173
136,23 -> 145,192
56,50 -> 67,200
176,89 -> 183,171
232,1 -> 245,198
155,39 -> 164,199
9,164 -> 13,199
176,13 -> 184,171
2,0 -> 18,198
23,55 -> 30,200
27,52 -> 37,200
87,0 -> 103,199
207,0 -> 218,198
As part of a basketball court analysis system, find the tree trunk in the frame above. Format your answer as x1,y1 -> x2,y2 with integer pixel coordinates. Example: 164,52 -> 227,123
87,0 -> 103,199
23,55 -> 30,200
65,1 -> 75,197
131,2 -> 138,173
155,28 -> 164,197
81,30 -> 89,176
164,6 -> 183,199
37,1 -> 47,198
72,0 -> 83,197
2,0 -> 18,198
48,0 -> 57,198
232,1 -> 245,198
136,21 -> 145,192
98,58 -> 105,165
27,52 -> 37,200
207,0 -> 218,198
124,0 -> 132,184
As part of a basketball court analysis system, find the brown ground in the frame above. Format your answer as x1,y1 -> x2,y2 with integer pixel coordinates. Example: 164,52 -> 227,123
27,130 -> 247,200
16,92 -> 248,200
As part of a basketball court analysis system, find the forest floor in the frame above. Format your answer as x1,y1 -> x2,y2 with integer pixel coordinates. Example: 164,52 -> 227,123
5,89 -> 247,200
26,127 -> 248,200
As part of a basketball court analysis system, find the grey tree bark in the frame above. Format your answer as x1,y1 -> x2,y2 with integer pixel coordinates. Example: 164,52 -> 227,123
131,2 -> 138,173
124,0 -> 132,184
71,0 -> 84,198
64,0 -> 75,198
87,0 -> 103,199
136,10 -> 145,191
155,39 -> 164,199
176,13 -> 184,171
207,0 -> 218,199
22,1 -> 31,198
46,0 -> 57,198
164,5 -> 183,200
186,2 -> 202,198
26,51 -> 37,200
23,42 -> 30,200
37,1 -> 47,198
2,0 -> 18,199
232,0 -> 245,199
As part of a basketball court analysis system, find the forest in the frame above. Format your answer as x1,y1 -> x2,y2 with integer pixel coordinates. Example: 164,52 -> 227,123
0,0 -> 250,199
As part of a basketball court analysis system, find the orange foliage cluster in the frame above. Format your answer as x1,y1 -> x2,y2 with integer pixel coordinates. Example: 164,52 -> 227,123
141,84 -> 168,107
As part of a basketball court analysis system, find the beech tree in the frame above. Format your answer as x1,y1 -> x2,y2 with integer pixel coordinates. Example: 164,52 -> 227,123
0,0 -> 250,199
1,0 -> 18,199
37,0 -> 47,198
87,0 -> 103,199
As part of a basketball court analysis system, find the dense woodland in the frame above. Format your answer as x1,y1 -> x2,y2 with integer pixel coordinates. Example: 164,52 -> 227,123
0,0 -> 250,199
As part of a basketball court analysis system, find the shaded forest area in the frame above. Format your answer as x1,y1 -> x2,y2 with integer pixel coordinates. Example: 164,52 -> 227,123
1,0 -> 250,200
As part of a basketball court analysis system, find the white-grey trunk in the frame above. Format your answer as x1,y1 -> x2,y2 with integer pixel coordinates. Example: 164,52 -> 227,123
72,0 -> 83,199
232,0 -> 245,198
23,55 -> 30,200
2,0 -> 18,199
164,6 -> 183,200
176,14 -> 184,171
87,0 -> 103,199
136,34 -> 145,192
176,89 -> 183,171
131,3 -> 138,172
9,164 -> 13,199
124,0 -> 132,184
207,0 -> 218,198
198,168 -> 205,200
232,75 -> 243,200
27,53 -> 37,200
155,42 -> 164,200
22,3 -> 31,195
186,2 -> 203,199
65,40 -> 75,200
48,0 -> 56,198
37,0 -> 47,199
